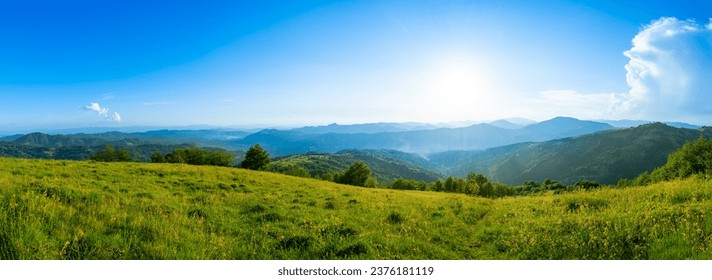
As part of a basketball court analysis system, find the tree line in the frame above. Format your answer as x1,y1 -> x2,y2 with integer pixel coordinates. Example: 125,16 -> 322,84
89,143 -> 274,170
149,146 -> 235,167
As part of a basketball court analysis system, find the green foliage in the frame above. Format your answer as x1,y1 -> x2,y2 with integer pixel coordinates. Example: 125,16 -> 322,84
153,146 -> 234,167
90,146 -> 133,162
2,158 -> 712,259
241,144 -> 271,170
337,161 -> 372,187
622,137 -> 712,187
390,178 -> 428,191
150,151 -> 165,163
653,137 -> 712,180
573,180 -> 601,190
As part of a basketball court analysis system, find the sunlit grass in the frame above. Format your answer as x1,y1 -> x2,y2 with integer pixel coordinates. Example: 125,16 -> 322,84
1,158 -> 711,259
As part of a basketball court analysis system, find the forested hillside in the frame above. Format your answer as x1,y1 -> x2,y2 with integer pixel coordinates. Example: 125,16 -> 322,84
432,123 -> 712,184
269,150 -> 442,183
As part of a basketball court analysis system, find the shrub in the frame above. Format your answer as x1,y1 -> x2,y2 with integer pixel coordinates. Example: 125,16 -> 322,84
241,144 -> 271,170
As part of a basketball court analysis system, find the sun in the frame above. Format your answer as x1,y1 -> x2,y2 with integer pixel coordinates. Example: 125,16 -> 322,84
420,54 -> 494,120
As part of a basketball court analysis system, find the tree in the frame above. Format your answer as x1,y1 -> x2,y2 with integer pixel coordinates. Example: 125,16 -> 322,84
467,173 -> 489,186
444,177 -> 455,192
205,150 -> 235,167
574,180 -> 601,190
433,179 -> 443,192
465,173 -> 489,196
479,182 -> 494,197
90,146 -> 132,162
241,144 -> 271,170
165,149 -> 186,164
338,161 -> 372,187
652,136 -> 712,181
150,151 -> 165,163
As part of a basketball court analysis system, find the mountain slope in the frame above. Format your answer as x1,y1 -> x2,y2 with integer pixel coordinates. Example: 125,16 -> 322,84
434,123 -> 712,185
269,149 -> 442,183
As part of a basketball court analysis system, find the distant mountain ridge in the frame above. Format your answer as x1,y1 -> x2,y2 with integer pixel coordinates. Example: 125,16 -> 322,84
0,131 -> 247,163
2,130 -> 249,150
2,117 -> 617,158
236,117 -> 615,156
290,122 -> 438,134
600,120 -> 701,129
487,120 -> 526,129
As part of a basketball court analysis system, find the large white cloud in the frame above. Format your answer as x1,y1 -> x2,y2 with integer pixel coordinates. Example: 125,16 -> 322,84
83,102 -> 122,122
612,17 -> 712,122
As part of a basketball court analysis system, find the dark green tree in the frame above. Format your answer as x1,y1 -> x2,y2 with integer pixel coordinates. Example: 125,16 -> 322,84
444,177 -> 455,192
150,151 -> 165,163
433,179 -> 443,192
165,149 -> 186,164
479,182 -> 494,197
338,161 -> 372,187
205,150 -> 235,167
652,136 -> 712,181
241,144 -> 271,170
184,146 -> 207,165
90,146 -> 132,162
574,180 -> 601,190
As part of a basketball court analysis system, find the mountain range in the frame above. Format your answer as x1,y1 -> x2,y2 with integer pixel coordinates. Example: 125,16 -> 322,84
235,117 -> 614,156
1,117 -> 708,186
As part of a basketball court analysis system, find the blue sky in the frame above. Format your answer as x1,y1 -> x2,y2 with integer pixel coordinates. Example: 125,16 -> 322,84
1,0 -> 710,131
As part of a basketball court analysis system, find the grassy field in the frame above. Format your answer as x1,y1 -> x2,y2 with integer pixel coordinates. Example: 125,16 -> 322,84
1,157 -> 711,259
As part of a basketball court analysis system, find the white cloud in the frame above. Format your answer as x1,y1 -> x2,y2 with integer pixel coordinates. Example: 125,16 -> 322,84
111,112 -> 122,122
612,17 -> 712,122
84,102 -> 109,117
82,102 -> 122,123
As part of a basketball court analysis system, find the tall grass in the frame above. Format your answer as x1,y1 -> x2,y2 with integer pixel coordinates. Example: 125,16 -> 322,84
0,158 -> 711,259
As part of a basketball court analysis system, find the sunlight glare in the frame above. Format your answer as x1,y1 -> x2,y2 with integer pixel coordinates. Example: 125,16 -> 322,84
420,54 -> 495,121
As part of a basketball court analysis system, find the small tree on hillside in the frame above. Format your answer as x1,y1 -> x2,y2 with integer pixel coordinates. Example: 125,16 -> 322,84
150,151 -> 165,163
241,144 -> 271,170
91,146 -> 132,162
338,161 -> 372,187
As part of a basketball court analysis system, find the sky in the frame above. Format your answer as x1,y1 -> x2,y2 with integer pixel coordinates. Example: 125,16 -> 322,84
0,0 -> 711,131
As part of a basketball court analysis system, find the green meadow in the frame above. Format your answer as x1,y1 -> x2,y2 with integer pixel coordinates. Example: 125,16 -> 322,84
1,157 -> 711,259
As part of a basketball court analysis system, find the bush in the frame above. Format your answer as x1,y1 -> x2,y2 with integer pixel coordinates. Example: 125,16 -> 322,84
154,146 -> 234,167
337,161 -> 373,187
241,144 -> 271,170
90,146 -> 132,162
